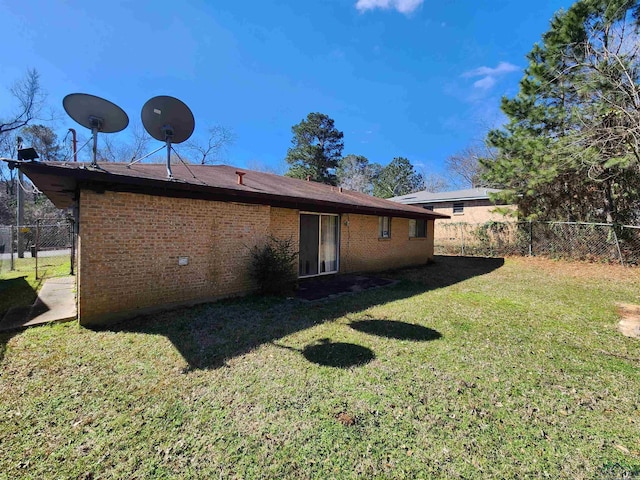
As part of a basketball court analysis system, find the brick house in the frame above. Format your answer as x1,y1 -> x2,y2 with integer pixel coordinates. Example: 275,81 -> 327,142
389,188 -> 515,241
13,162 -> 448,326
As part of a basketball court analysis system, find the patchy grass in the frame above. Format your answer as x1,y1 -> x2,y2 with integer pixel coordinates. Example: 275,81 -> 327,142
0,256 -> 71,316
1,256 -> 639,479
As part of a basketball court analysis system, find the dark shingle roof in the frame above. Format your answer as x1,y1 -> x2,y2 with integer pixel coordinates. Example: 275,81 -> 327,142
14,161 -> 450,220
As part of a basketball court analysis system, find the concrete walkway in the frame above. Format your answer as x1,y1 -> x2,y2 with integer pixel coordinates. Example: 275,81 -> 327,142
0,276 -> 76,332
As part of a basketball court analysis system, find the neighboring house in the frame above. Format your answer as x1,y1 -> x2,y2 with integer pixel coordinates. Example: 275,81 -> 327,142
11,161 -> 449,326
389,188 -> 515,239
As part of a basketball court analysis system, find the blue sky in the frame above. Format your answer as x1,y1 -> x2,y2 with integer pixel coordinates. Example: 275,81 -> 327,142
0,0 -> 569,178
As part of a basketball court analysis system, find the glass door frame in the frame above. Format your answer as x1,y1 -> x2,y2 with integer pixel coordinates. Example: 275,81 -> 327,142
298,212 -> 340,278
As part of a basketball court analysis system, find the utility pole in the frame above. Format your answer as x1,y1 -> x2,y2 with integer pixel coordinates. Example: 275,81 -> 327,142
16,137 -> 25,258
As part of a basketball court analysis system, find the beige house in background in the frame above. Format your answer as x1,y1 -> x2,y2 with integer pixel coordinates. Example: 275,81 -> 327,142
389,188 -> 516,240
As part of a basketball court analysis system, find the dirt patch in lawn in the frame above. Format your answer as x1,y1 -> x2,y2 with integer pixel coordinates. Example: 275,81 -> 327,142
617,302 -> 640,338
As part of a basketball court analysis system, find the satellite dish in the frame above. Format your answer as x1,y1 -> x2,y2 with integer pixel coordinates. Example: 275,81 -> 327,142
140,96 -> 195,179
63,93 -> 129,166
141,96 -> 195,144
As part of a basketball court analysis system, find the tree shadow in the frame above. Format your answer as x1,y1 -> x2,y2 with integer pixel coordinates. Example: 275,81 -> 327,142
272,338 -> 375,368
0,276 -> 40,362
302,339 -> 375,368
103,256 -> 504,370
0,276 -> 38,317
0,330 -> 12,363
349,319 -> 441,341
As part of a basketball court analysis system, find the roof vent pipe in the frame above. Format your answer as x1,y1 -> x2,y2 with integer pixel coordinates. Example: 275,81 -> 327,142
236,171 -> 246,185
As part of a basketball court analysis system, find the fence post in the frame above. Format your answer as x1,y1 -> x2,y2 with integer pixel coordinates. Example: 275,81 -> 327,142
612,225 -> 624,267
10,225 -> 15,271
35,220 -> 40,279
461,225 -> 465,256
528,220 -> 533,256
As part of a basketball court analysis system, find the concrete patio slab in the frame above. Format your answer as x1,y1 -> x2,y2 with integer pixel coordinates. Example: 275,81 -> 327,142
296,275 -> 397,302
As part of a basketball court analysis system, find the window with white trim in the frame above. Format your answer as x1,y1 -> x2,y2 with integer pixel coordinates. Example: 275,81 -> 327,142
453,202 -> 464,214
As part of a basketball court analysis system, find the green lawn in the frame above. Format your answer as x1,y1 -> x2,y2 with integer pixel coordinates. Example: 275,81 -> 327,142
0,256 -> 638,479
0,255 -> 72,317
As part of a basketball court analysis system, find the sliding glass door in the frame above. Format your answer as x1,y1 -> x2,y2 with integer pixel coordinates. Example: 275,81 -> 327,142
299,213 -> 339,277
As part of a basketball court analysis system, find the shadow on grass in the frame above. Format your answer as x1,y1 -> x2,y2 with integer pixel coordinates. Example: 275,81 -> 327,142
104,256 -> 503,370
0,276 -> 38,316
272,338 -> 376,368
349,319 -> 442,341
0,276 -> 38,361
303,339 -> 375,368
0,276 -> 40,362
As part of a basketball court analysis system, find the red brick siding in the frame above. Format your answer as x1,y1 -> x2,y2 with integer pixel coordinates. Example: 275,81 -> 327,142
269,207 -> 299,244
77,191 -> 435,325
339,213 -> 434,273
78,190 -> 269,325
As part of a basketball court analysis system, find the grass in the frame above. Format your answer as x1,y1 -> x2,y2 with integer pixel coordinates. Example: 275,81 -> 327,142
0,255 -> 71,317
0,256 -> 639,479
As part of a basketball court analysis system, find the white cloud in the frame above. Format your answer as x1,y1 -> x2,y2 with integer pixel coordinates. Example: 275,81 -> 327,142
461,61 -> 518,91
473,76 -> 496,90
355,0 -> 424,14
462,62 -> 519,78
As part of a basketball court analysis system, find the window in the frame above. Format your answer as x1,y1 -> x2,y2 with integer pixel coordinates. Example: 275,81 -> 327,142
453,202 -> 464,214
409,219 -> 427,238
423,205 -> 434,211
379,216 -> 391,238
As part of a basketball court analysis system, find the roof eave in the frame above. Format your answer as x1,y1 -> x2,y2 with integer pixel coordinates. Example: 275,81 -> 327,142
13,161 -> 451,220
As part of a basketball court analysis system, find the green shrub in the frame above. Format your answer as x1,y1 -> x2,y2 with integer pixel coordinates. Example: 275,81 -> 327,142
249,236 -> 298,295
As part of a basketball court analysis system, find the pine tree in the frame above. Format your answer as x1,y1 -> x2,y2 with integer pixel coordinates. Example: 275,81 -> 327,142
284,113 -> 344,185
483,0 -> 640,223
372,157 -> 425,198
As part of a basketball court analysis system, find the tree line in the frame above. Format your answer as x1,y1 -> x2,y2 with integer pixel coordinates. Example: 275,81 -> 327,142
4,0 -> 637,226
482,0 -> 640,225
282,111 -> 474,198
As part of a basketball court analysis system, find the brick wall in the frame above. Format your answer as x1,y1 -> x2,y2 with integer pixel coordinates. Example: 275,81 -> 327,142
78,190 -> 270,325
339,213 -> 434,273
269,207 -> 299,245
78,191 -> 435,325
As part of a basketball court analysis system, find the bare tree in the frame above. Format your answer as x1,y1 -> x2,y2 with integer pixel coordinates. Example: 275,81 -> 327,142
99,121 -> 151,162
446,145 -> 493,188
21,124 -> 62,161
0,69 -> 46,135
336,154 -> 375,194
0,132 -> 18,188
553,22 -> 640,223
422,172 -> 450,193
186,125 -> 235,164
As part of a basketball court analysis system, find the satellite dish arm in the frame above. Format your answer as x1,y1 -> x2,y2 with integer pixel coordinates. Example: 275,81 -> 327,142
128,144 -> 166,167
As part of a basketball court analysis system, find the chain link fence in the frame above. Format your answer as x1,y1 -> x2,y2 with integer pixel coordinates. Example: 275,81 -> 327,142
435,221 -> 640,266
0,219 -> 75,277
